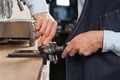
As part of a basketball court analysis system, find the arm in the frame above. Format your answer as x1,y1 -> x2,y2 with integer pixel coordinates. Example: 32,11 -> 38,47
102,30 -> 120,56
62,30 -> 120,58
25,0 -> 57,46
24,0 -> 49,15
62,31 -> 103,58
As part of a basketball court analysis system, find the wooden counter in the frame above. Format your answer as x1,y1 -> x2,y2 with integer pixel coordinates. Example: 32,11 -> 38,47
0,41 -> 49,80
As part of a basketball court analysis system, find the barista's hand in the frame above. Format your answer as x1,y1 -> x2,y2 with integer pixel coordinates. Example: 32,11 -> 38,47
62,31 -> 104,58
33,12 -> 57,46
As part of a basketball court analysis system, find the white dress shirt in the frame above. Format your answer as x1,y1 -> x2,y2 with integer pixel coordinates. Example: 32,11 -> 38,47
25,0 -> 120,55
102,30 -> 120,56
25,0 -> 49,15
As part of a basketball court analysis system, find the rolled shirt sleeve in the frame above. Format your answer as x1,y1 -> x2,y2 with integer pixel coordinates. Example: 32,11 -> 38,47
102,30 -> 120,56
25,0 -> 49,15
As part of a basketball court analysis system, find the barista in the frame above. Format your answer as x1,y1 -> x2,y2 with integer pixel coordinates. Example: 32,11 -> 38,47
26,0 -> 120,80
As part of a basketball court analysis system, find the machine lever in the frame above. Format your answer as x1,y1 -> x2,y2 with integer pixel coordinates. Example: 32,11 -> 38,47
17,0 -> 24,11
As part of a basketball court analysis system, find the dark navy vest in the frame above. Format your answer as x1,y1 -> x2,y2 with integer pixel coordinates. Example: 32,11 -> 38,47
66,0 -> 120,80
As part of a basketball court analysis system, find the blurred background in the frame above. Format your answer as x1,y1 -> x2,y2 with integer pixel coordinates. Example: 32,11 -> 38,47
48,0 -> 78,80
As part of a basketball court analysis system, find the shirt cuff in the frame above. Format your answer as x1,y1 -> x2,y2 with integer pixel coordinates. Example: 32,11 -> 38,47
25,0 -> 49,15
102,30 -> 120,56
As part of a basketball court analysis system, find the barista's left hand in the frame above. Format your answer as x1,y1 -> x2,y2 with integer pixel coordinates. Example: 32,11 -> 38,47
33,12 -> 57,46
62,31 -> 104,58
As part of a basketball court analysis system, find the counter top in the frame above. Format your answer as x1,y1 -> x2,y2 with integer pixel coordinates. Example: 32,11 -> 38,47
0,41 -> 47,80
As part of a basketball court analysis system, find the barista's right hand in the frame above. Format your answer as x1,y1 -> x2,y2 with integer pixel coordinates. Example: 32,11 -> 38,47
33,12 -> 57,46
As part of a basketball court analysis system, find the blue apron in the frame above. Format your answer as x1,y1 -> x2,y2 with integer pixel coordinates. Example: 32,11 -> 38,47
66,0 -> 120,80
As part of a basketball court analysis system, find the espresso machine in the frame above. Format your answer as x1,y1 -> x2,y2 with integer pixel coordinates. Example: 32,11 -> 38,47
0,0 -> 35,46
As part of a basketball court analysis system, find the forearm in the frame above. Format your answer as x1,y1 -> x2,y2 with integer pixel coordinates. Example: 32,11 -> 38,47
24,0 -> 49,15
102,30 -> 120,56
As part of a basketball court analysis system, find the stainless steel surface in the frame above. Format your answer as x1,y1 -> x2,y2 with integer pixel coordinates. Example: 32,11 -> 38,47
6,0 -> 13,18
0,0 -> 26,20
0,20 -> 35,46
0,0 -> 13,20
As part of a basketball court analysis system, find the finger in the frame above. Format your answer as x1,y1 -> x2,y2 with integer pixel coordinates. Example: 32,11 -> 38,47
82,48 -> 92,56
33,18 -> 42,32
83,51 -> 91,56
43,22 -> 57,44
66,42 -> 70,45
37,37 -> 42,46
38,37 -> 44,46
38,19 -> 54,45
78,49 -> 88,56
38,34 -> 48,46
41,20 -> 55,45
38,19 -> 48,35
34,20 -> 48,40
62,45 -> 72,59
78,50 -> 83,56
69,49 -> 77,56
34,31 -> 42,40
